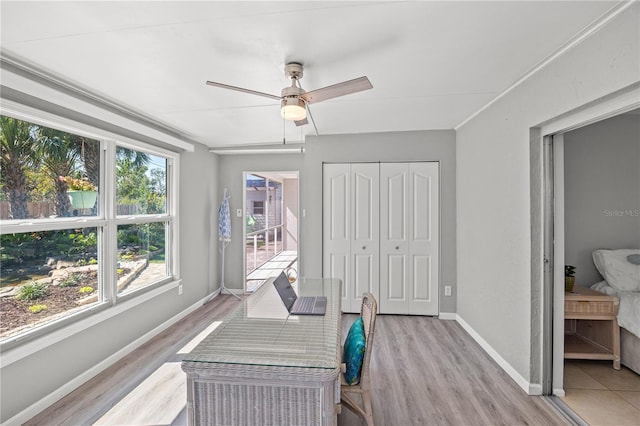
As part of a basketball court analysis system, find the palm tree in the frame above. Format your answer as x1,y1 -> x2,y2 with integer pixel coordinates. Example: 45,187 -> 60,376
0,116 -> 35,219
117,146 -> 149,167
35,127 -> 80,217
69,136 -> 100,188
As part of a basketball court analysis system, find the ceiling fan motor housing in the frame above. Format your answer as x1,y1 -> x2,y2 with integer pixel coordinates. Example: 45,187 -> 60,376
285,62 -> 304,80
281,85 -> 305,98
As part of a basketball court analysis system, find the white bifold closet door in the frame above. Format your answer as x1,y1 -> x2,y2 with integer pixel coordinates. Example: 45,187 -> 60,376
379,162 -> 439,315
323,162 -> 438,315
323,163 -> 379,313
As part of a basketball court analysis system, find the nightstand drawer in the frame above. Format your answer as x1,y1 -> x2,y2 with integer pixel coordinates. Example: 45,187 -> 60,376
565,300 -> 616,316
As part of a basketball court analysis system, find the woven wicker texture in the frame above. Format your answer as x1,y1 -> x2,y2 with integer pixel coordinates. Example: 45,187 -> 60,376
182,278 -> 342,425
341,292 -> 377,426
565,300 -> 617,315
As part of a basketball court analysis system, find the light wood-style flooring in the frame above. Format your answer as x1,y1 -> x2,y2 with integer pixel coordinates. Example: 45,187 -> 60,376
26,294 -> 570,426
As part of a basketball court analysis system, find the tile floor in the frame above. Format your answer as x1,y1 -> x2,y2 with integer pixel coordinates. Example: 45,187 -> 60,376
246,251 -> 297,292
563,360 -> 640,425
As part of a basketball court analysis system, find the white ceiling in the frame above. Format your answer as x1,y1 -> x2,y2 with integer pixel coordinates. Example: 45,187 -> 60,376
0,1 -> 622,148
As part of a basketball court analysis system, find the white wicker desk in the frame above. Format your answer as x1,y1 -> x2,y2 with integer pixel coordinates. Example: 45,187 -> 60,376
182,278 -> 342,426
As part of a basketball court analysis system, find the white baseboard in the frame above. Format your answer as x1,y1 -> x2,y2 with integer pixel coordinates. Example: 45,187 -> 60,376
438,312 -> 457,320
528,383 -> 543,396
4,292 -> 218,426
455,314 -> 537,395
553,388 -> 566,397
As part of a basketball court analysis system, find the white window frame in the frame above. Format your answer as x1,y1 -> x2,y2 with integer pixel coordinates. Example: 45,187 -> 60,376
0,110 -> 181,352
112,140 -> 179,302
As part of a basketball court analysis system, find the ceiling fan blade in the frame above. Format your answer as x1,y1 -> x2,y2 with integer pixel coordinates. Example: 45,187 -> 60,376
301,76 -> 372,104
205,81 -> 281,101
294,117 -> 308,126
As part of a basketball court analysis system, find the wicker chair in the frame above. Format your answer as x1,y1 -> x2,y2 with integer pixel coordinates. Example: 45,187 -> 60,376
341,292 -> 378,426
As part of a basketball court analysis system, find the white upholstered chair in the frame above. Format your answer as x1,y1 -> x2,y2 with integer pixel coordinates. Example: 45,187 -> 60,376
341,292 -> 377,426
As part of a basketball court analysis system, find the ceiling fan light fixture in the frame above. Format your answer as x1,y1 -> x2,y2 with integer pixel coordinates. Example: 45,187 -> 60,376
207,62 -> 371,130
281,97 -> 307,121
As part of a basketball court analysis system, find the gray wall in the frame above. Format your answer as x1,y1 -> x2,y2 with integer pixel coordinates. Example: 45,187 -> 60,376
564,113 -> 640,287
456,5 -> 639,391
301,130 -> 457,314
283,178 -> 299,251
216,153 -> 305,292
214,130 -> 456,313
1,142 -> 218,423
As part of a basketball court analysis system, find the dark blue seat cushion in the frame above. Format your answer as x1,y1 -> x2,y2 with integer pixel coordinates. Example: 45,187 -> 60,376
343,316 -> 366,385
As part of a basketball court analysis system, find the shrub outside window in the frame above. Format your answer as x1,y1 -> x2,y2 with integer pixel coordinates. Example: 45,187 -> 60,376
0,228 -> 101,338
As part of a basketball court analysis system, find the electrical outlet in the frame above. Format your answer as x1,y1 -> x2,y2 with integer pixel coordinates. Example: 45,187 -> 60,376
178,284 -> 183,295
444,285 -> 452,296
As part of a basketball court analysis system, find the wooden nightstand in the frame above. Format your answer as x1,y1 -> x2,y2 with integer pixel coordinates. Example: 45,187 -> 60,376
564,286 -> 620,370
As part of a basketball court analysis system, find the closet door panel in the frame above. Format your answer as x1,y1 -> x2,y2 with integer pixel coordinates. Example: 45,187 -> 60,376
327,252 -> 349,300
385,169 -> 407,241
412,254 -> 431,300
412,168 -> 432,241
323,164 -> 352,312
408,162 -> 439,315
386,254 -> 406,300
353,253 -> 375,301
350,163 -> 379,312
353,168 -> 376,241
380,163 -> 410,314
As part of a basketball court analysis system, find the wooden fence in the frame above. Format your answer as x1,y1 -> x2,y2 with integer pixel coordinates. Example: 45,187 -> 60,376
1,202 -> 142,220
0,202 -> 55,220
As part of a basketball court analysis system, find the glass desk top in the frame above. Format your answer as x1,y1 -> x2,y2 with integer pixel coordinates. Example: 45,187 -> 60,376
183,278 -> 342,370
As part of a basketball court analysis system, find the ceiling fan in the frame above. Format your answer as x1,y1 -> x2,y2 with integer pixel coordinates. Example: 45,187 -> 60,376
206,62 -> 373,130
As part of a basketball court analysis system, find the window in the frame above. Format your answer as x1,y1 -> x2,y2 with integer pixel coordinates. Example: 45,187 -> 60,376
115,147 -> 171,296
252,201 -> 264,215
0,116 -> 177,344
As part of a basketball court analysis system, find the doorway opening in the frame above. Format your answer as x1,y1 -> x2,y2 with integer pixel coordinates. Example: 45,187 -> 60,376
537,88 -> 639,423
243,171 -> 299,293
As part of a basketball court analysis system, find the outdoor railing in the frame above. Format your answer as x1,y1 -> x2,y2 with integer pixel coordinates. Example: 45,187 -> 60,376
246,224 -> 284,272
